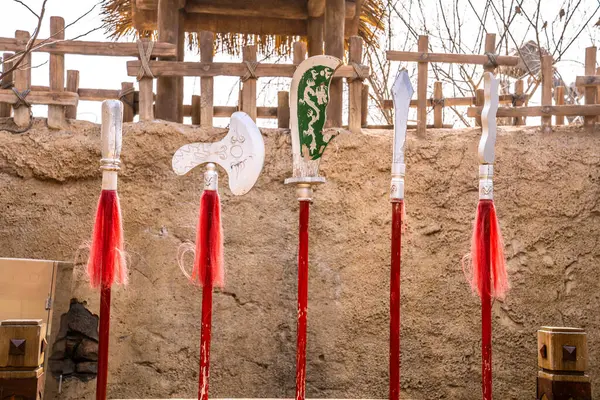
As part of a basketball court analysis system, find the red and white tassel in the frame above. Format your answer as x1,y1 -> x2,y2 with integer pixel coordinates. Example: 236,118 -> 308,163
192,188 -> 224,288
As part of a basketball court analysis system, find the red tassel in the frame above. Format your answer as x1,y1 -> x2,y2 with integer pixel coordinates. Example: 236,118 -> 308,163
87,190 -> 127,288
192,190 -> 224,288
468,199 -> 509,299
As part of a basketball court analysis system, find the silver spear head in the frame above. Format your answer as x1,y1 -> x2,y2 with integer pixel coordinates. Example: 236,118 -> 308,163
172,111 -> 265,196
285,55 -> 342,185
101,100 -> 123,171
390,68 -> 414,201
479,72 -> 499,165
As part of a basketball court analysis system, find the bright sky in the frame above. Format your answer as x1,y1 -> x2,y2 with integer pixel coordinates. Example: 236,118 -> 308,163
1,0 -> 598,126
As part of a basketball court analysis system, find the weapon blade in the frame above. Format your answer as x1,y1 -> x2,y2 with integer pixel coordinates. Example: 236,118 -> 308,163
391,68 -> 414,166
172,112 -> 265,196
287,55 -> 342,183
479,72 -> 499,165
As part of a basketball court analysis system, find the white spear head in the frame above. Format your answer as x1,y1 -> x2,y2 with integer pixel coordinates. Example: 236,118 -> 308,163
390,68 -> 414,201
172,111 -> 265,196
479,72 -> 499,165
286,55 -> 342,184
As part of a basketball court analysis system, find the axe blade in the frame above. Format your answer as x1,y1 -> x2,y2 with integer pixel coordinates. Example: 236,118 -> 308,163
172,112 -> 265,196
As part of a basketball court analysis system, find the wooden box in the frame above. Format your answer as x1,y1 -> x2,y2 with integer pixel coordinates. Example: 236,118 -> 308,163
538,326 -> 587,372
0,320 -> 47,369
0,367 -> 44,400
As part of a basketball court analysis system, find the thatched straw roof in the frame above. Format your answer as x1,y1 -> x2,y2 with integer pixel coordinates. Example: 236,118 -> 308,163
100,0 -> 385,56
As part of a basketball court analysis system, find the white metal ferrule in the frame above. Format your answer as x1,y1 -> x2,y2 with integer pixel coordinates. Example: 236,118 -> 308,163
204,163 -> 218,191
102,170 -> 118,190
479,164 -> 494,200
390,163 -> 405,202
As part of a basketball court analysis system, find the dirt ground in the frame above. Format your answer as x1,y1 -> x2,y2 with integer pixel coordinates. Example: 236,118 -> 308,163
0,119 -> 598,400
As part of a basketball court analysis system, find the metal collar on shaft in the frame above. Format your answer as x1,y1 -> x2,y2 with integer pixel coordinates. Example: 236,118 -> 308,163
204,163 -> 218,191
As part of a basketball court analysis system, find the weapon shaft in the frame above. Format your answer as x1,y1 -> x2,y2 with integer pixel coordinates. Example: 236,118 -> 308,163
295,199 -> 310,400
198,282 -> 213,400
96,286 -> 111,400
481,214 -> 492,400
389,200 -> 403,400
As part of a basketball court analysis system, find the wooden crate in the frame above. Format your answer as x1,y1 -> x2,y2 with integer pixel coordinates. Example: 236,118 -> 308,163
0,319 -> 46,369
538,326 -> 588,372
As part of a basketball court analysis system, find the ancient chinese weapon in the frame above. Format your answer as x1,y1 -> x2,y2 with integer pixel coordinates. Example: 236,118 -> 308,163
285,55 -> 342,400
86,100 -> 128,400
389,68 -> 413,400
466,72 -> 509,400
172,112 -> 265,400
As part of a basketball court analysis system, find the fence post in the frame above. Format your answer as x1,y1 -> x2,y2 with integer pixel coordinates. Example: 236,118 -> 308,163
48,17 -> 66,129
541,55 -> 553,132
65,70 -> 79,120
348,36 -> 363,133
241,45 -> 257,121
136,38 -> 155,122
484,33 -> 496,73
513,79 -> 525,126
597,67 -> 600,124
433,81 -> 443,128
417,35 -> 428,134
191,94 -> 201,125
0,52 -> 14,118
13,30 -> 31,128
584,47 -> 597,127
121,82 -> 135,122
293,41 -> 307,66
278,91 -> 290,128
199,31 -> 214,127
361,83 -> 369,127
475,89 -> 484,127
555,86 -> 565,126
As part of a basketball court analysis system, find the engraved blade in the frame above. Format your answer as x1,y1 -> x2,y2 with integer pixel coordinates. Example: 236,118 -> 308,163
391,68 -> 413,166
479,72 -> 499,164
172,112 -> 265,196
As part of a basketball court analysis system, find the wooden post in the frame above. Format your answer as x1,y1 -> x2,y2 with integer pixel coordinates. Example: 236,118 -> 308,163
483,33 -> 496,73
347,0 -> 363,36
584,47 -> 597,127
138,77 -> 154,121
176,10 -> 185,123
277,91 -> 290,128
433,81 -> 443,128
156,0 -> 181,122
361,83 -> 369,127
191,94 -> 201,125
348,36 -> 363,133
241,45 -> 257,121
48,17 -> 66,129
513,79 -> 525,126
474,89 -> 484,127
121,82 -> 135,122
541,55 -> 553,131
307,17 -> 324,56
597,67 -> 600,124
199,31 -> 214,127
293,41 -> 307,65
65,70 -> 79,120
417,35 -> 428,134
13,30 -> 31,128
555,86 -> 565,126
324,0 -> 344,127
0,52 -> 14,118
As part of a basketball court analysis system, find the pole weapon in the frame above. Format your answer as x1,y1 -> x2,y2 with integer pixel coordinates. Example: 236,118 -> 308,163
87,100 -> 128,400
285,55 -> 342,400
467,71 -> 509,400
389,68 -> 413,400
172,111 -> 265,400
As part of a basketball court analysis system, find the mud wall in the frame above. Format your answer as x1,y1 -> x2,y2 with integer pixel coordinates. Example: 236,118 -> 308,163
1,120 -> 599,399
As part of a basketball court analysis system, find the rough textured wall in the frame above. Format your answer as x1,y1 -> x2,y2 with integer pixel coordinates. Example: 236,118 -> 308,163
0,120 -> 599,400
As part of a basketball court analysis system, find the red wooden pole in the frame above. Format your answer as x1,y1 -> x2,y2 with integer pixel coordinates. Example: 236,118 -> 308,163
295,200 -> 311,400
389,200 -> 403,400
96,286 -> 111,400
481,206 -> 492,400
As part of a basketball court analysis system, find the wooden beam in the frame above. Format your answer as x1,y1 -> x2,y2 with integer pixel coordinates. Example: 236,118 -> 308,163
325,0 -> 344,127
381,94 -> 522,109
13,30 -> 31,128
48,16 -> 66,129
541,55 -> 553,131
348,36 -> 363,133
199,31 -> 214,127
433,81 -> 442,128
277,91 -> 290,128
0,38 -> 177,58
467,105 -> 600,118
156,0 -> 181,122
241,45 -> 257,121
65,70 -> 79,119
183,14 -> 307,35
576,75 -> 600,87
185,0 -> 308,20
307,17 -> 324,56
126,60 -> 369,79
416,35 -> 428,134
0,52 -> 14,118
0,89 -> 78,106
182,105 -> 278,119
387,50 -> 519,66
513,79 -> 525,125
584,46 -> 597,127
308,0 -> 355,18
136,0 -> 157,10
555,86 -> 565,126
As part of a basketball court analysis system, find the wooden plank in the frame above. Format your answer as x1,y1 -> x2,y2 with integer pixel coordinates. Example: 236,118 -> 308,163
182,105 -> 277,119
65,70 -> 79,119
307,17 -> 324,56
387,50 -> 519,66
474,88 -> 484,127
176,10 -> 185,122
138,77 -> 154,121
597,67 -> 600,124
513,79 -> 525,125
346,0 -> 363,36
381,93 -> 520,109
31,86 -> 121,101
308,0 -> 355,18
155,0 -> 181,122
433,81 -> 442,128
241,45 -> 257,121
575,75 -> 600,87
417,35 -> 428,134
0,89 -> 78,106
361,83 -> 369,127
183,14 -> 308,36
126,61 -> 368,79
324,0 -> 345,127
277,91 -> 290,128
348,36 -> 363,133
584,47 -> 597,127
467,104 -> 600,117
293,41 -> 307,65
48,16 -> 66,129
541,55 -> 553,131
13,31 -> 31,128
555,86 -> 565,126
121,82 -> 135,122
185,0 -> 309,20
0,37 -> 177,57
199,31 -> 214,127
191,94 -> 200,125
483,33 -> 496,73
0,52 -> 14,118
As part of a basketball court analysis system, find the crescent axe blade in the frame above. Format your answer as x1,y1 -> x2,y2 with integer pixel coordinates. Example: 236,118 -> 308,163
172,111 -> 265,196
